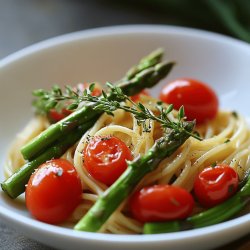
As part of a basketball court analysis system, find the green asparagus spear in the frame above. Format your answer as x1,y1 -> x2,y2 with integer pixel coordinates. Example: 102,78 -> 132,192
21,106 -> 102,161
1,120 -> 95,199
123,48 -> 164,80
117,61 -> 174,97
143,173 -> 250,234
74,121 -> 194,232
21,61 -> 175,161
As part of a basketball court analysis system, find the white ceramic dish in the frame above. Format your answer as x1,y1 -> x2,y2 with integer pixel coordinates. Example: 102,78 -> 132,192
0,25 -> 250,250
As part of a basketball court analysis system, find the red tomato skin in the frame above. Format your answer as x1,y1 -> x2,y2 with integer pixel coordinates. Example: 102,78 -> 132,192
130,185 -> 194,223
48,83 -> 102,123
131,89 -> 150,102
84,136 -> 132,186
25,159 -> 82,224
194,164 -> 238,208
159,79 -> 219,124
48,108 -> 72,123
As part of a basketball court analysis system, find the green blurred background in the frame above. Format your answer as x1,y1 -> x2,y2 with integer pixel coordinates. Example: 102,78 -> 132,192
126,0 -> 250,42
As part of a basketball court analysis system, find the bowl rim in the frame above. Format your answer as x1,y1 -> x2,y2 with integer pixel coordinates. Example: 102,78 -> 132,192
0,24 -> 249,244
1,24 -> 249,68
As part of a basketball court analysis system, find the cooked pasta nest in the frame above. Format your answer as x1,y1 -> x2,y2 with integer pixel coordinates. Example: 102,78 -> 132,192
5,95 -> 250,233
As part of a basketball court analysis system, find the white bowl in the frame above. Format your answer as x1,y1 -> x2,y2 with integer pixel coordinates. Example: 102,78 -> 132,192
0,25 -> 250,250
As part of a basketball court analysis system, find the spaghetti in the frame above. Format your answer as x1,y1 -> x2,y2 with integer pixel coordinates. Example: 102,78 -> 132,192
4,94 -> 250,234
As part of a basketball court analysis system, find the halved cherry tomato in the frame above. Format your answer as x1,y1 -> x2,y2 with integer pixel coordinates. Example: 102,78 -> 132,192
194,164 -> 238,208
25,159 -> 82,224
83,136 -> 132,185
159,79 -> 219,124
131,89 -> 150,102
130,185 -> 194,222
48,83 -> 102,123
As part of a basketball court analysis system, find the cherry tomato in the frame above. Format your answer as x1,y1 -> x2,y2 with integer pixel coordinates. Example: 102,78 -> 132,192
25,159 -> 82,224
159,79 -> 219,124
83,136 -> 132,185
131,89 -> 150,102
48,83 -> 102,123
194,164 -> 238,208
130,185 -> 194,222
48,107 -> 72,123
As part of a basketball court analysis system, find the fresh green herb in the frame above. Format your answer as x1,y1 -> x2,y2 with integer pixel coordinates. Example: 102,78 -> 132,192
224,139 -> 231,143
23,57 -> 175,161
232,111 -> 238,119
33,83 -> 202,140
193,131 -> 201,138
211,162 -> 217,168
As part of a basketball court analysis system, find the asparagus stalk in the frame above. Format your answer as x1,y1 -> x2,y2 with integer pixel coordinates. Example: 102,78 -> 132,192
123,48 -> 164,80
74,121 -> 194,232
21,106 -> 101,160
117,61 -> 174,97
1,120 -> 95,199
143,173 -> 250,234
21,60 -> 175,161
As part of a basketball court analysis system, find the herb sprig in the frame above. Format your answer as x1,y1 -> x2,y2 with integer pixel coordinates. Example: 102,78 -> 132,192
33,83 -> 202,140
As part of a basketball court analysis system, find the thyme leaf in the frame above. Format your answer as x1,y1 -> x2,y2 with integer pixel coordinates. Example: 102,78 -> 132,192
33,83 -> 202,141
